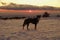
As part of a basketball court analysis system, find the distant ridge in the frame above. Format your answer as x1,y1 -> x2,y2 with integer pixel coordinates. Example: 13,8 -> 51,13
0,3 -> 60,10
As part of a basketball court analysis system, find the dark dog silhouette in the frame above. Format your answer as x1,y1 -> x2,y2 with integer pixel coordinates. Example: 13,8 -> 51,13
23,15 -> 41,30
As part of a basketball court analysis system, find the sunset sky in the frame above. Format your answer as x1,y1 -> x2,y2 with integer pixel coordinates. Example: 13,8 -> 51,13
0,0 -> 60,7
0,0 -> 60,15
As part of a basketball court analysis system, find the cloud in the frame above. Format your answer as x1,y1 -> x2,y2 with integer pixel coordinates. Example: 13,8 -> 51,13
0,3 -> 20,10
0,3 -> 60,10
0,3 -> 39,10
1,2 -> 7,5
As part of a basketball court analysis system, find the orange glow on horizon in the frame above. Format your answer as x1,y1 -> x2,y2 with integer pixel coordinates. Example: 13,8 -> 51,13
0,9 -> 60,14
0,9 -> 44,13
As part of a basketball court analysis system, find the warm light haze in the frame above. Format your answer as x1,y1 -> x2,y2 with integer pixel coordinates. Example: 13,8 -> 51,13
0,0 -> 60,7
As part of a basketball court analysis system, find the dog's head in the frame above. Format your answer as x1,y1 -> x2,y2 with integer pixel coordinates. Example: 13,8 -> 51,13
37,15 -> 41,18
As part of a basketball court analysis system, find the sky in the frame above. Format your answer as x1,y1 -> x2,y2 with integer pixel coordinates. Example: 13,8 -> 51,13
0,0 -> 60,7
0,0 -> 60,14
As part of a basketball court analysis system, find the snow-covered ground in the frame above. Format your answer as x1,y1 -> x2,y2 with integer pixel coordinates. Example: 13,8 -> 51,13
0,18 -> 60,40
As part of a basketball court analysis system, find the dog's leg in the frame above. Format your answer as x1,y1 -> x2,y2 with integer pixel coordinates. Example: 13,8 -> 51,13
35,24 -> 37,30
23,23 -> 26,30
27,24 -> 29,30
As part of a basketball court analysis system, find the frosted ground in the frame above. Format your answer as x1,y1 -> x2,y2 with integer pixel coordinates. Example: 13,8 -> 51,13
0,17 -> 60,40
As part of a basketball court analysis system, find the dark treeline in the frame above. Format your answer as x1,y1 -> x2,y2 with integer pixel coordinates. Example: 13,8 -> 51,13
56,15 -> 60,17
42,12 -> 50,17
0,12 -> 60,20
0,16 -> 26,20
